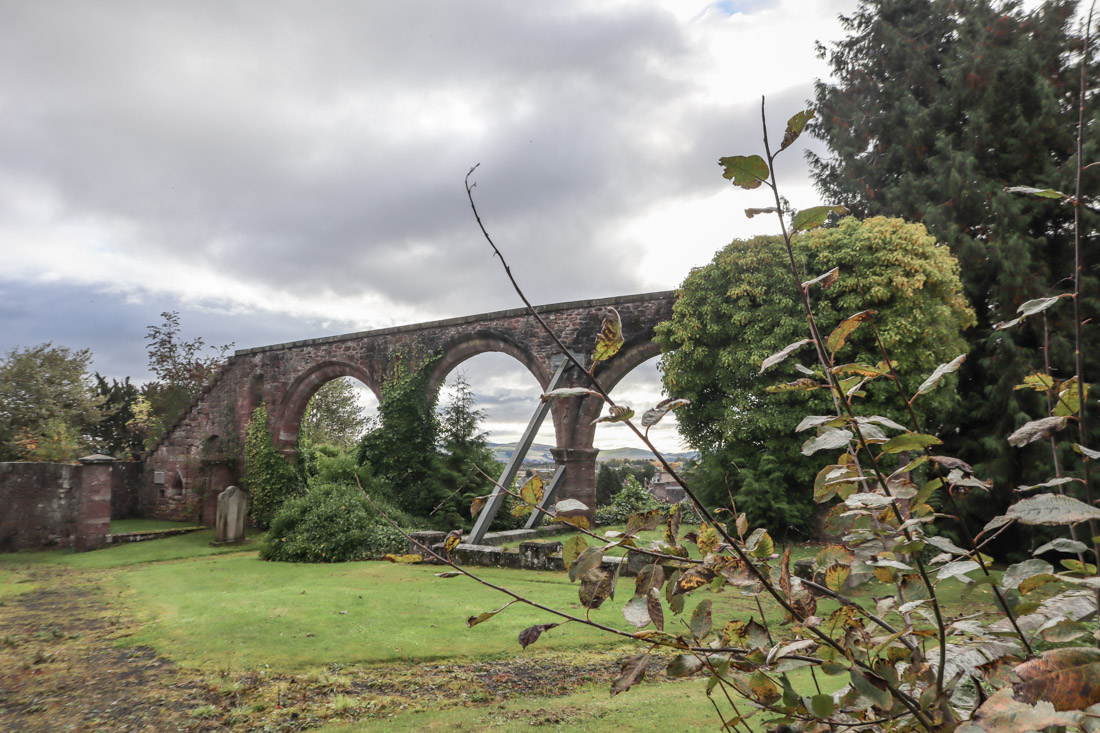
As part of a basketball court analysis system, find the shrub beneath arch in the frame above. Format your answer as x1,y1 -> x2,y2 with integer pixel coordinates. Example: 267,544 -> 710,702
260,481 -> 407,563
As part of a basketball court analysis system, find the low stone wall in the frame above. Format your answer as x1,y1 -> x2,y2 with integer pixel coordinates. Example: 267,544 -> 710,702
104,526 -> 204,545
407,528 -> 650,577
0,457 -> 125,553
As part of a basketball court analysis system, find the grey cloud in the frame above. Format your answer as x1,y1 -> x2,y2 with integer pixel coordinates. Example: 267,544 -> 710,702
0,0 -> 706,316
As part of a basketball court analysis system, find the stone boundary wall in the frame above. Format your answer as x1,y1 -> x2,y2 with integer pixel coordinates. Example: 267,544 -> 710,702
0,458 -> 141,553
408,527 -> 650,577
104,526 -> 204,545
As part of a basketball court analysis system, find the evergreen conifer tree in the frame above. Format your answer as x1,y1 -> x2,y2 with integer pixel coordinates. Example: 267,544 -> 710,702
808,0 -> 1099,499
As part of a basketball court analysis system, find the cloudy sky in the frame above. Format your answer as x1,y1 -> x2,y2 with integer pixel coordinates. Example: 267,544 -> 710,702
0,0 -> 859,453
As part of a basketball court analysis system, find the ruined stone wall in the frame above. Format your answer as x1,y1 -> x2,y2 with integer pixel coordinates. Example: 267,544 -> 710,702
0,459 -> 118,552
142,291 -> 677,523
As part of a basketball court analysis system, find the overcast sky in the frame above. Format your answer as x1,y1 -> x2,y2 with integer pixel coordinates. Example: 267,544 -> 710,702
0,0 -> 860,452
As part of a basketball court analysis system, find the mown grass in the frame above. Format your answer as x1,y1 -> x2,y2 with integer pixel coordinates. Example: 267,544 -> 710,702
315,667 -> 846,732
0,528 -> 260,570
110,518 -> 203,533
0,527 -> 1004,731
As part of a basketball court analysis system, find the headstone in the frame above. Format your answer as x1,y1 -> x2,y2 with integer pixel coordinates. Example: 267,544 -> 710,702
213,486 -> 247,545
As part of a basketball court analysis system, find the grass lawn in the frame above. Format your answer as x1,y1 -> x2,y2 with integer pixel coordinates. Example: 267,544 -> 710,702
0,528 -> 1003,732
109,518 -> 204,533
0,528 -> 262,570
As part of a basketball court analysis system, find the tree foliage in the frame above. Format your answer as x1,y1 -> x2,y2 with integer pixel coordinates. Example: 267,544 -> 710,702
299,377 -> 370,450
357,354 -> 443,521
656,217 -> 974,534
139,311 -> 233,449
87,374 -> 143,460
243,403 -> 304,528
595,463 -> 623,506
808,0 -> 1100,498
0,343 -> 103,462
434,372 -> 502,528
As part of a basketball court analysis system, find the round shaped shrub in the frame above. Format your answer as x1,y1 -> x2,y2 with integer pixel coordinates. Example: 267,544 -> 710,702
260,481 -> 407,563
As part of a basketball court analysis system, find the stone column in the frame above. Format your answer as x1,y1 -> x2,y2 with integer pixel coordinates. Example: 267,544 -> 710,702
550,447 -> 599,523
75,454 -> 115,551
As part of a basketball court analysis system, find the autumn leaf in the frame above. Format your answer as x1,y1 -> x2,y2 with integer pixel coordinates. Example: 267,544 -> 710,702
518,622 -> 560,650
610,653 -> 650,696
719,154 -> 769,189
792,205 -> 848,232
592,307 -> 624,364
780,108 -> 815,151
826,310 -> 876,354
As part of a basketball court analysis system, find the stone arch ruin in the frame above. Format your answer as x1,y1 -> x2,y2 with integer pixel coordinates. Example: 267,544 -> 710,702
145,291 -> 676,524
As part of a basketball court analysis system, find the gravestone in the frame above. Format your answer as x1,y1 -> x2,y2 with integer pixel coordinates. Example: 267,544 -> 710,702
212,485 -> 248,545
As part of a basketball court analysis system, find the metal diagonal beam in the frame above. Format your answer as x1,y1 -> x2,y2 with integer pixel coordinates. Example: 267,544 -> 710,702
523,464 -> 565,531
468,357 -> 570,544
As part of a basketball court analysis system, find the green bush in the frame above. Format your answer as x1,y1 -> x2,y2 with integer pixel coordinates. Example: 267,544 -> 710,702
594,476 -> 662,525
260,481 -> 407,563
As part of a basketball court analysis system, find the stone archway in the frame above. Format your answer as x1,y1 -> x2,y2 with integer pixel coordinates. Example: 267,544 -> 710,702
273,360 -> 380,452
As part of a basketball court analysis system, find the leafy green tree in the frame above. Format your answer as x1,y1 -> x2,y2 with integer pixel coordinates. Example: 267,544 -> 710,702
357,354 -> 443,520
434,373 -> 502,528
656,217 -> 974,534
595,463 -> 623,506
243,403 -> 305,528
140,311 -> 233,448
0,343 -> 103,462
808,0 -> 1100,495
299,377 -> 371,451
88,374 -> 143,460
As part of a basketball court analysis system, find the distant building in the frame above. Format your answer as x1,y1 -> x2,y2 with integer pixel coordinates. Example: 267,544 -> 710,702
646,471 -> 684,503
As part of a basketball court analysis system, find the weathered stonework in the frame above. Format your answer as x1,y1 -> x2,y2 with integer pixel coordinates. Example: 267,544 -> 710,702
145,291 -> 677,524
0,458 -> 144,552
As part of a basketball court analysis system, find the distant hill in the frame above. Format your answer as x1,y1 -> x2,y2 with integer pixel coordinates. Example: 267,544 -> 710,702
488,442 -> 696,465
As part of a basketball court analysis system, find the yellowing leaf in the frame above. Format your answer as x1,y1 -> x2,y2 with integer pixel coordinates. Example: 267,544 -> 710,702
792,205 -> 848,232
562,535 -> 587,571
719,154 -> 769,189
467,600 -> 517,627
592,307 -> 624,364
826,310 -> 876,354
780,108 -> 815,151
382,553 -> 422,563
592,404 -> 634,425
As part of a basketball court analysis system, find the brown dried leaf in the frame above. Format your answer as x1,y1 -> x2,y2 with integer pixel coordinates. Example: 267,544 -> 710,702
518,622 -> 560,649
971,687 -> 1083,732
610,653 -> 650,696
673,566 -> 717,595
568,546 -> 605,582
579,567 -> 613,609
646,588 -> 664,632
635,564 -> 666,597
469,496 -> 487,518
1007,416 -> 1069,448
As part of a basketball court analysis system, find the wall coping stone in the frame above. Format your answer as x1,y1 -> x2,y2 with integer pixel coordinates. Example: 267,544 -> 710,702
236,291 -> 676,356
79,454 -> 117,464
